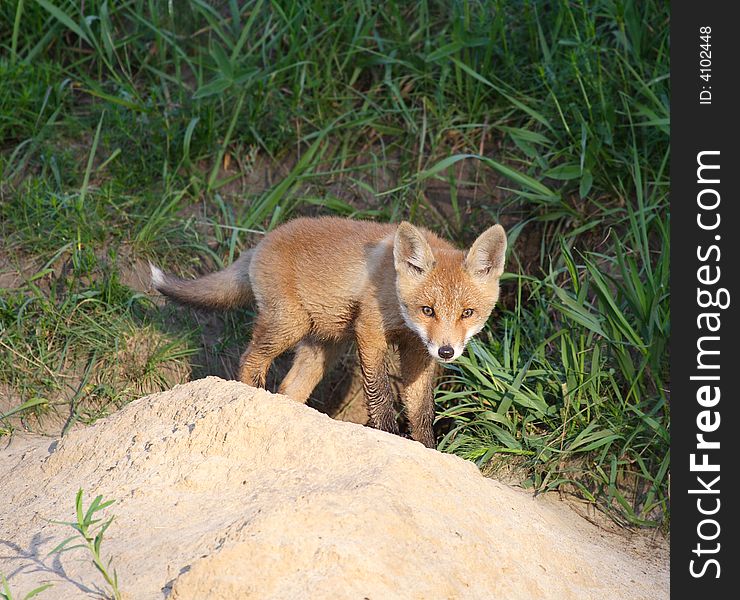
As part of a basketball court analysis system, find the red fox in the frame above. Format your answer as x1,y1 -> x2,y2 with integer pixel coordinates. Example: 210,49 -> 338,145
150,217 -> 506,448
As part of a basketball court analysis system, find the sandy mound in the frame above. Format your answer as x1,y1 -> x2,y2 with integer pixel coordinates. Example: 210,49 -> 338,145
0,378 -> 668,599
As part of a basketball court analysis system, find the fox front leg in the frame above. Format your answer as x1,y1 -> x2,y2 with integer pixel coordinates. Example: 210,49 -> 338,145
399,340 -> 439,448
355,321 -> 399,436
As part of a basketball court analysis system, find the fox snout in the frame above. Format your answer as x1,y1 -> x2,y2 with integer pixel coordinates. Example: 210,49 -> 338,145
425,339 -> 468,363
437,345 -> 455,360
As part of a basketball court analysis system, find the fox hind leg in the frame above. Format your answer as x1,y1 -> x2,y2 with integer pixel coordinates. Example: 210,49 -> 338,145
278,339 -> 346,403
238,315 -> 308,388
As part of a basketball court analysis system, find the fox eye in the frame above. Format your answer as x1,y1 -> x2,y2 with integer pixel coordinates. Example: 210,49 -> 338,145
461,308 -> 474,319
421,306 -> 435,317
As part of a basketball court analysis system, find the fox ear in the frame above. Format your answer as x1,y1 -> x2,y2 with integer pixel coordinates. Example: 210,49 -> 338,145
394,222 -> 435,276
465,224 -> 507,281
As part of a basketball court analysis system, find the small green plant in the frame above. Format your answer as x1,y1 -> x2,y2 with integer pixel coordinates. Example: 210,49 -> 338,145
0,574 -> 52,600
49,489 -> 122,600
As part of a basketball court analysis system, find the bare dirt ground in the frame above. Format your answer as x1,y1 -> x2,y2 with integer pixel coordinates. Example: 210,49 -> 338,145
0,378 -> 668,600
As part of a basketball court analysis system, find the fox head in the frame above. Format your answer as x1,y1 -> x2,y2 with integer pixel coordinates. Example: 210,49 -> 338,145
393,222 -> 507,362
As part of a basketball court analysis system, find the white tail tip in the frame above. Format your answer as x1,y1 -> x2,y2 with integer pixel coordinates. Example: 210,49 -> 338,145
149,262 -> 166,289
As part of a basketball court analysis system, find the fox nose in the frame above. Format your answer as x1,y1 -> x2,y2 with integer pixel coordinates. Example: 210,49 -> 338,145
438,345 -> 454,360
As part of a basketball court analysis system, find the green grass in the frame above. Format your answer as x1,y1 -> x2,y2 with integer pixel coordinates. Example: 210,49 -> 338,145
0,0 -> 669,526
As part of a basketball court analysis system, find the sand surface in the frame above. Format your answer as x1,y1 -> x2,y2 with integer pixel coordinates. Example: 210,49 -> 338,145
0,377 -> 668,599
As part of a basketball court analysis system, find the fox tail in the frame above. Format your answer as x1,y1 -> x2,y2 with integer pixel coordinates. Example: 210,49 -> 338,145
149,249 -> 254,310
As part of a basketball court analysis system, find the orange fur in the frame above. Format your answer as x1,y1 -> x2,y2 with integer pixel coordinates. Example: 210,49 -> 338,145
151,216 -> 507,447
